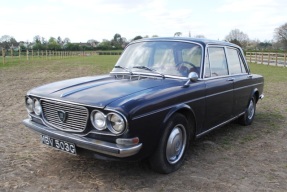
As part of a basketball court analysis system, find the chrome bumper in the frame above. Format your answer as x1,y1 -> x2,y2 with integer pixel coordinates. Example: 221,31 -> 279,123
259,94 -> 264,100
22,119 -> 142,158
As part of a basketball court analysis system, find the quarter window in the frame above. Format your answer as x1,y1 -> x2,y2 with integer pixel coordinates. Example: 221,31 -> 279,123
208,47 -> 228,77
226,48 -> 243,74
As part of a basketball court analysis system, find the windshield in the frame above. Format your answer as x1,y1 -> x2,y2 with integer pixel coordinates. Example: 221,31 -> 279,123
111,41 -> 202,77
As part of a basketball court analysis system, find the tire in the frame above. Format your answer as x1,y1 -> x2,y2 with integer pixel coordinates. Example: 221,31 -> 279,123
149,113 -> 191,174
239,96 -> 256,126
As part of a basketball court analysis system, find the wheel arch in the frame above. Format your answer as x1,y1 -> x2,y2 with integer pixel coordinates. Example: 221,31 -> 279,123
162,104 -> 197,140
251,88 -> 259,103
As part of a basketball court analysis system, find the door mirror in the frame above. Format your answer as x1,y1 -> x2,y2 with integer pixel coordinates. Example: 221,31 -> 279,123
188,72 -> 198,82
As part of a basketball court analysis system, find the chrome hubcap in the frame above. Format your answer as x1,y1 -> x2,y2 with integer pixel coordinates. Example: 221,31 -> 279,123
247,99 -> 255,120
166,124 -> 187,164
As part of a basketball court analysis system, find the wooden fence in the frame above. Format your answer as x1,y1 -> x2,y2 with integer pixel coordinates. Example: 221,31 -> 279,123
1,49 -> 122,64
245,52 -> 287,67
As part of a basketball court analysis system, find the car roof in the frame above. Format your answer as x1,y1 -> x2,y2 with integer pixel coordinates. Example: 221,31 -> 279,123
133,37 -> 241,49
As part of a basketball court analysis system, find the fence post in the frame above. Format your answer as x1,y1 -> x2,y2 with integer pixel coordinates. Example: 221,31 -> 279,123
255,52 -> 257,64
249,52 -> 251,63
275,53 -> 278,66
19,47 -> 21,58
11,49 -> 13,59
268,53 -> 270,65
261,52 -> 263,64
284,53 -> 286,67
26,49 -> 29,61
2,48 -> 5,64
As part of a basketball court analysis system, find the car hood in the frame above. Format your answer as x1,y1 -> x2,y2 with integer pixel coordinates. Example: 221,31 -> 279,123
28,74 -> 181,108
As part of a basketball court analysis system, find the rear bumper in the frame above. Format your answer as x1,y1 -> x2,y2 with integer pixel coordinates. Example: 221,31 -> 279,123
22,119 -> 142,158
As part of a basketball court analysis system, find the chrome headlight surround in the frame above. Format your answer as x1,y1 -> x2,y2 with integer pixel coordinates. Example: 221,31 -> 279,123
106,112 -> 126,134
90,110 -> 127,135
25,97 -> 34,113
90,110 -> 107,130
33,99 -> 42,116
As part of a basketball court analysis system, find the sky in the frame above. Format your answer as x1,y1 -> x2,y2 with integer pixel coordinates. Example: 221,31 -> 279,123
0,0 -> 286,43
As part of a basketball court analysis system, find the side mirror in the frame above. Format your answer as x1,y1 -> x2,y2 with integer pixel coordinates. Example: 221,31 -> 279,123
188,72 -> 198,82
183,72 -> 198,87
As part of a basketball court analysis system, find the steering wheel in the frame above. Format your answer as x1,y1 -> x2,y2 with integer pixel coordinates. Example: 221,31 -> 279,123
177,61 -> 198,76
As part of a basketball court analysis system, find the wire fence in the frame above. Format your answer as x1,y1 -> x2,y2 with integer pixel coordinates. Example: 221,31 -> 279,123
1,49 -> 122,64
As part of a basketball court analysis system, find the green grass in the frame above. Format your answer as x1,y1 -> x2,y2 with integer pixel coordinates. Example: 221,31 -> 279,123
249,63 -> 287,82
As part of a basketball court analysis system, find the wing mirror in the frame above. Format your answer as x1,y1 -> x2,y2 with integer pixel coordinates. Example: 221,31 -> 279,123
188,72 -> 198,82
183,72 -> 198,87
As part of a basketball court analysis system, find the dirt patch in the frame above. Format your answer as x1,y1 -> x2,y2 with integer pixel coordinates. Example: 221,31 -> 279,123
0,63 -> 286,191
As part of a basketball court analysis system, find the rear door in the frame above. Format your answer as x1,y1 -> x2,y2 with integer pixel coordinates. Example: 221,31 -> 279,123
225,47 -> 252,116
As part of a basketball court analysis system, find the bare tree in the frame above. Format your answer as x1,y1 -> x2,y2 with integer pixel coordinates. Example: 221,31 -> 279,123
274,23 -> 287,50
225,29 -> 249,48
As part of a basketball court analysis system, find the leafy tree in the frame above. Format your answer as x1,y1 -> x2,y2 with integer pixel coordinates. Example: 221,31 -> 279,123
225,29 -> 249,48
47,37 -> 61,50
0,35 -> 17,49
57,36 -> 62,44
132,36 -> 143,41
174,32 -> 182,37
274,23 -> 287,50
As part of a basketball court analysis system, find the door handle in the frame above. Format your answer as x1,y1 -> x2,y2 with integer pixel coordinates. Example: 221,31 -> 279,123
227,78 -> 234,81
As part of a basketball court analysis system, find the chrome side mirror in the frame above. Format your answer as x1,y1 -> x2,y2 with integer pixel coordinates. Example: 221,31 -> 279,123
188,72 -> 198,82
183,72 -> 198,87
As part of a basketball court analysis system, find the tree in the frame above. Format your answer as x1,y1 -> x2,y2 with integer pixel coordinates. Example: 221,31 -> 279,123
57,36 -> 62,44
194,35 -> 205,38
152,35 -> 159,38
132,36 -> 143,41
0,35 -> 17,49
225,29 -> 249,48
47,37 -> 61,50
274,23 -> 287,50
174,32 -> 182,37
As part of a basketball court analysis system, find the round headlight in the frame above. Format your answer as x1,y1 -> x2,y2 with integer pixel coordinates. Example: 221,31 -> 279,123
91,111 -> 106,130
33,99 -> 42,115
107,113 -> 125,134
25,97 -> 34,113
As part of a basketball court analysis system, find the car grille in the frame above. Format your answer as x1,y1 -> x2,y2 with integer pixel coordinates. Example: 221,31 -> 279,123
41,99 -> 88,132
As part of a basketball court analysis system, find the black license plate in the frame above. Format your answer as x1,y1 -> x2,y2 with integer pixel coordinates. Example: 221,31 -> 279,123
41,135 -> 77,155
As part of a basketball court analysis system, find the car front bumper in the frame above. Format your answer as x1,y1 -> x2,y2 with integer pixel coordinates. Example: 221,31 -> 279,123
22,119 -> 142,158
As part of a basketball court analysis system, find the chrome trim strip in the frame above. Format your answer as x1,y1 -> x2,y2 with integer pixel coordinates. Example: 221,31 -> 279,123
23,119 -> 142,158
29,94 -> 104,109
196,112 -> 245,138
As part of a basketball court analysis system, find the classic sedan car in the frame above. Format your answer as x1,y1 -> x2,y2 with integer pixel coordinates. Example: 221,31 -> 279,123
23,37 -> 264,173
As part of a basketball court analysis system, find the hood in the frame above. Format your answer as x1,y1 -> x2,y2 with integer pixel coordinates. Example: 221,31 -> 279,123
28,75 -> 181,108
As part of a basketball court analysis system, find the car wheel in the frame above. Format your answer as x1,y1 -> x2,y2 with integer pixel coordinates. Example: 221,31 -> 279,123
149,113 -> 191,174
239,96 -> 256,126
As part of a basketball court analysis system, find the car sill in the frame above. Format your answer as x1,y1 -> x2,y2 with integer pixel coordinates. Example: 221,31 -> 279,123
196,112 -> 245,138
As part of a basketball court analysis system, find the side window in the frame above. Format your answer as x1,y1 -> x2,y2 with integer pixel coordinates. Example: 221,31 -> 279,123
208,47 -> 228,77
226,48 -> 243,74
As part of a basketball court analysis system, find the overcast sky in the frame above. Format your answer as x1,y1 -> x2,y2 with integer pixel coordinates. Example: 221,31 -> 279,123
1,0 -> 286,42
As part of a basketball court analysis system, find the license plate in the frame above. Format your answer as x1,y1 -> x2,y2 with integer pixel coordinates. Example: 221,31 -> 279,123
41,135 -> 77,155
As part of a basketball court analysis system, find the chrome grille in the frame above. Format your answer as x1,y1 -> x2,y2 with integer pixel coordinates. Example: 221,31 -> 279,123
41,100 -> 88,132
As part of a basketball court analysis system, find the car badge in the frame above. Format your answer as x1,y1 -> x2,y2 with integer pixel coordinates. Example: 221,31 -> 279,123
58,110 -> 68,123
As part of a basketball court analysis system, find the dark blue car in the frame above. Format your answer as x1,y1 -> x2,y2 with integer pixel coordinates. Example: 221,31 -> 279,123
23,37 -> 264,173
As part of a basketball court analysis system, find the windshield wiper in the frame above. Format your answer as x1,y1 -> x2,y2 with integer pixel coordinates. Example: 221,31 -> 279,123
114,65 -> 133,75
132,66 -> 165,79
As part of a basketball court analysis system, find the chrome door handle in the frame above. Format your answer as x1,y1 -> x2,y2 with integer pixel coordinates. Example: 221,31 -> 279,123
227,78 -> 234,81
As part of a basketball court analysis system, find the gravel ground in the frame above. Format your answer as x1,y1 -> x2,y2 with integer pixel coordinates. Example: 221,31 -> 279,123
0,62 -> 286,192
